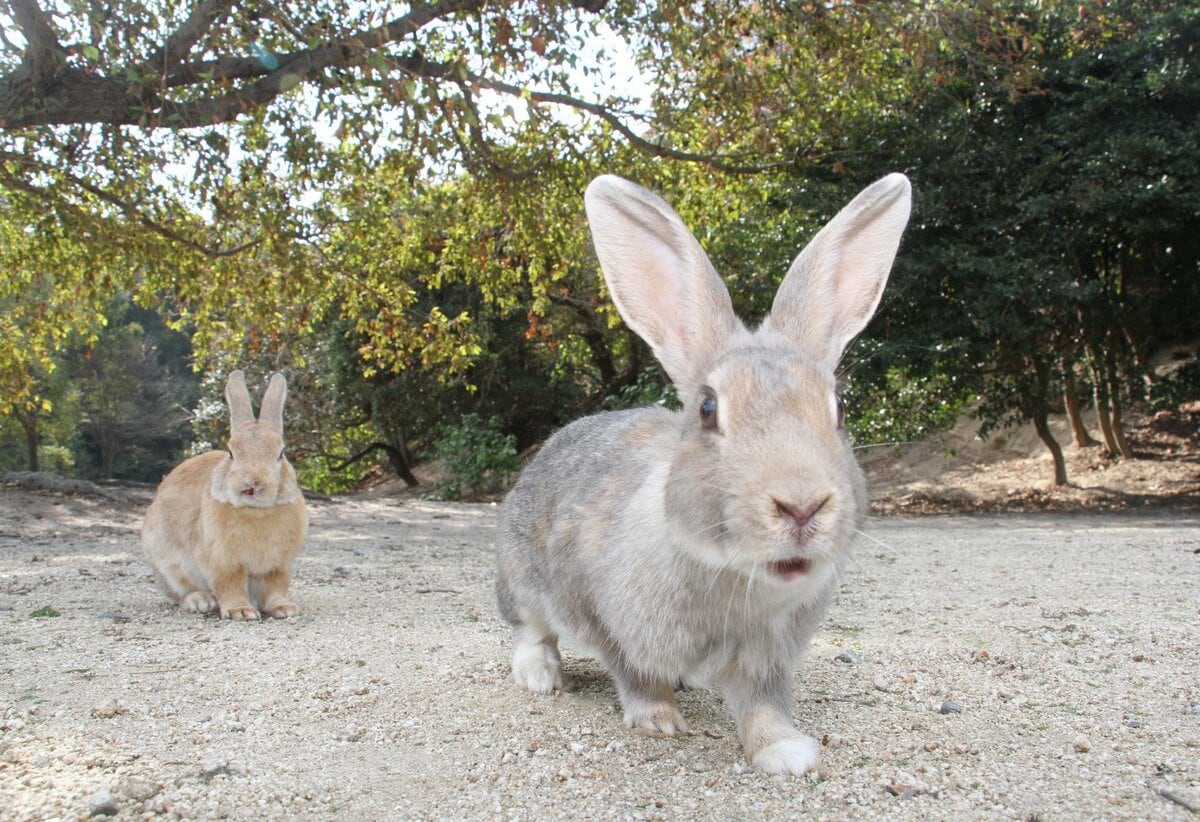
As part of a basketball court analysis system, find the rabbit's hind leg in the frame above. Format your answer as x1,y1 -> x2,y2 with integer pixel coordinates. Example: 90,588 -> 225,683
152,564 -> 217,614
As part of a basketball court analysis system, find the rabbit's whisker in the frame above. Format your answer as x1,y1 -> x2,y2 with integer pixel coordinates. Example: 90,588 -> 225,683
693,516 -> 737,537
704,550 -> 741,599
852,441 -> 917,451
853,527 -> 897,555
742,561 -> 757,622
721,569 -> 745,648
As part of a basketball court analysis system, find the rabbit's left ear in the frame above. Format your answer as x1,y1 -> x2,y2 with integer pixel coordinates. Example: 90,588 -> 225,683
764,174 -> 911,370
258,373 -> 288,434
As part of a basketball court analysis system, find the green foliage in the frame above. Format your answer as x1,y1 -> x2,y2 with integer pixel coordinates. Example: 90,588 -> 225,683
601,369 -> 681,412
1,0 -> 1197,492
1150,360 -> 1200,412
29,606 -> 61,618
432,414 -> 520,500
844,366 -> 974,448
293,422 -> 382,495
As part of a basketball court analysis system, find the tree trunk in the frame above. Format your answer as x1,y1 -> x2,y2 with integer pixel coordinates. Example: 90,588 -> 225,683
1032,409 -> 1069,486
1087,355 -> 1119,457
1029,355 -> 1068,485
1062,365 -> 1098,448
1109,379 -> 1135,459
98,423 -> 117,479
22,412 -> 40,472
387,443 -> 420,488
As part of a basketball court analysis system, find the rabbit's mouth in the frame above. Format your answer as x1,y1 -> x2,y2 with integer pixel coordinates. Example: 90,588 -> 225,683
768,557 -> 813,581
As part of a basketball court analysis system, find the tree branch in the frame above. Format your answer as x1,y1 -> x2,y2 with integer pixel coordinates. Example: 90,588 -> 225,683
160,0 -> 503,127
142,0 -> 237,77
0,0 -> 66,122
325,441 -> 397,472
8,0 -> 62,55
0,151 -> 265,258
469,75 -> 792,174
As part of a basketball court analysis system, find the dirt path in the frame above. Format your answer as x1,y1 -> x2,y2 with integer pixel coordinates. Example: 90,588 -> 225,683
1,487 -> 1199,820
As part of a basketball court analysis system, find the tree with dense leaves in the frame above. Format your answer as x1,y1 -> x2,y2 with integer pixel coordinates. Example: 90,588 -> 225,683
3,0 -> 1196,490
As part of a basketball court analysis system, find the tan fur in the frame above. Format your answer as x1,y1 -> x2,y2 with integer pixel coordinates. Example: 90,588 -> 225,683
141,372 -> 308,620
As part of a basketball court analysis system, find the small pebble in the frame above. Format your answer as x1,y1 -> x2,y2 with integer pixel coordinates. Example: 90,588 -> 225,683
834,649 -> 860,664
91,699 -> 125,719
88,788 -> 119,817
939,700 -> 963,715
200,757 -> 246,778
1186,702 -> 1200,715
1073,736 -> 1091,753
117,776 -> 158,801
873,675 -> 892,693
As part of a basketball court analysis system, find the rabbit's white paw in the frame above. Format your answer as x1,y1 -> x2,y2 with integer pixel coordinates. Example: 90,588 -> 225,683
512,643 -> 563,694
752,735 -> 820,775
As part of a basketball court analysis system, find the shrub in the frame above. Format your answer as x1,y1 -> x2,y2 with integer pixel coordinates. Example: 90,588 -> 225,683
433,413 -> 520,500
601,369 -> 681,412
1150,359 -> 1200,412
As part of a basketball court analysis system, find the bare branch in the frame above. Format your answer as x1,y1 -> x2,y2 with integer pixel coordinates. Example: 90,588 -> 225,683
450,79 -> 545,181
157,0 -> 491,127
325,442 -> 396,472
471,75 -> 791,174
142,0 -> 237,77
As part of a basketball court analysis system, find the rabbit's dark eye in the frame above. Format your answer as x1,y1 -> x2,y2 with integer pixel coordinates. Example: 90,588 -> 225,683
835,393 -> 847,429
699,386 -> 719,431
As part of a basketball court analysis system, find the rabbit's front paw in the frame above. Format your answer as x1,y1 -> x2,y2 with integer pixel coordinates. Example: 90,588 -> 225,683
625,704 -> 689,738
512,653 -> 563,694
752,735 -> 820,775
181,591 -> 217,614
221,602 -> 261,621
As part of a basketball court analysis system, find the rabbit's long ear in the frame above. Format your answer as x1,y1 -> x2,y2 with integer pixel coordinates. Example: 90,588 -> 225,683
764,174 -> 911,370
258,373 -> 288,434
585,176 -> 746,389
225,370 -> 254,431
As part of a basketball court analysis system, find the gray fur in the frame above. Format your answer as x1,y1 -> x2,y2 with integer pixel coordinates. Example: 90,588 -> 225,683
496,173 -> 912,774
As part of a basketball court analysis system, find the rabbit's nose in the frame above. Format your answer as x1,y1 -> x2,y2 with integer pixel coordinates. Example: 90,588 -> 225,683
773,497 -> 828,532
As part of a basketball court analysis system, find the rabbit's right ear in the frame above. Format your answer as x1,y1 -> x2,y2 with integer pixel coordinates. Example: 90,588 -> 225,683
225,370 -> 254,431
585,176 -> 746,390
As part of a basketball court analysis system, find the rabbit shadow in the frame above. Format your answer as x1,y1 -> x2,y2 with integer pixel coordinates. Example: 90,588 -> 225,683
555,656 -> 734,741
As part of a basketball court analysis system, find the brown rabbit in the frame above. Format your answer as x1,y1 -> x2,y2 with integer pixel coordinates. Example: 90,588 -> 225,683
141,371 -> 307,620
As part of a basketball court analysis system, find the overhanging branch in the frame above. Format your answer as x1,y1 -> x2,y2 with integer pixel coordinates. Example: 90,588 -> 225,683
0,151 -> 265,258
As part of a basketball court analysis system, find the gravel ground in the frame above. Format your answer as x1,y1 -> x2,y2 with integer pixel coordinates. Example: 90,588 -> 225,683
1,487 -> 1199,820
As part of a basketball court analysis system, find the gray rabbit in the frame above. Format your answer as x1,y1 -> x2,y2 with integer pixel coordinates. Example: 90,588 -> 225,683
497,173 -> 911,775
